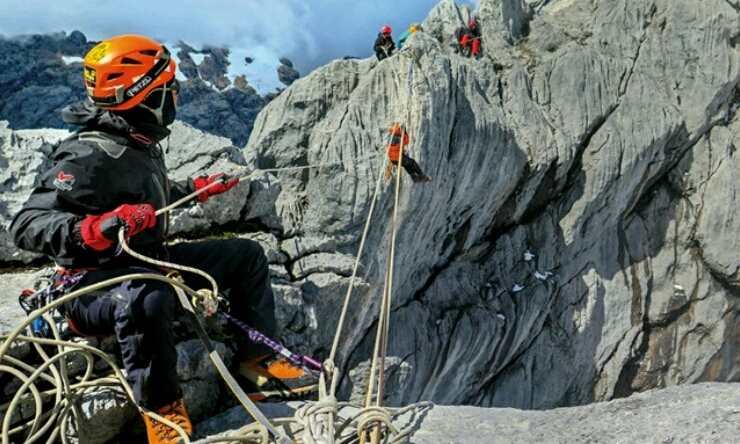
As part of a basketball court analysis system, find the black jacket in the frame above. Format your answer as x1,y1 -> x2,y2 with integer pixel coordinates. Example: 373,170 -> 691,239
10,102 -> 193,268
373,33 -> 396,60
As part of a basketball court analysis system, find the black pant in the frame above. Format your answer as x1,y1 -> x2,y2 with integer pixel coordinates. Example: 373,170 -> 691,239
393,154 -> 426,180
62,238 -> 276,409
376,51 -> 392,61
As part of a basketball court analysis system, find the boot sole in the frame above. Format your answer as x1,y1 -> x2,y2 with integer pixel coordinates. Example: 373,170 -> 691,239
247,384 -> 319,402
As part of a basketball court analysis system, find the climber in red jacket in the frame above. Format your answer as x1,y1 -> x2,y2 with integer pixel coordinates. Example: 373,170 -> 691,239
457,20 -> 482,58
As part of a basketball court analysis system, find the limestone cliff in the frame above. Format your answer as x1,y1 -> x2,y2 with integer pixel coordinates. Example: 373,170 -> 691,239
1,1 -> 740,441
246,0 -> 740,408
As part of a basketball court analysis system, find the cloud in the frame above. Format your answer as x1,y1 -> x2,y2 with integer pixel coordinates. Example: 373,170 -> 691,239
0,0 -> 479,75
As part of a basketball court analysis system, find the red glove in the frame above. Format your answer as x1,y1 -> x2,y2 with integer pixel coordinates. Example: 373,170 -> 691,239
80,203 -> 157,251
192,173 -> 239,202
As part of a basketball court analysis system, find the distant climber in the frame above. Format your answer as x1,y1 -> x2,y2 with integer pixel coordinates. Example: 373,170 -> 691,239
385,124 -> 432,183
374,25 -> 396,61
397,24 -> 420,50
456,20 -> 482,58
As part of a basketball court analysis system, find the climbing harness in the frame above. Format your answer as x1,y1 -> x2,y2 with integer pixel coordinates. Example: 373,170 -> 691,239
17,270 -> 86,338
3,266 -> 294,444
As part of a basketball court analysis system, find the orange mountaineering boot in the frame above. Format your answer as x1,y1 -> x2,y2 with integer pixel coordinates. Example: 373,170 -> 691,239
141,397 -> 193,444
238,354 -> 318,402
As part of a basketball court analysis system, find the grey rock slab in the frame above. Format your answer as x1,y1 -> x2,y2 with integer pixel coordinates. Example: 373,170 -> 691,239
66,386 -> 138,444
244,0 -> 740,410
241,232 -> 287,264
410,382 -> 740,444
279,235 -> 338,261
290,252 -> 358,280
191,383 -> 740,444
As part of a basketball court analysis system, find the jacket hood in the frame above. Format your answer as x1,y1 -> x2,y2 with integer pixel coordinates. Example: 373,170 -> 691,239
61,101 -> 171,143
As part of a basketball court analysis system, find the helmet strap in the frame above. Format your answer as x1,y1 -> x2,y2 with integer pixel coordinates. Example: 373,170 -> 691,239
137,82 -> 170,126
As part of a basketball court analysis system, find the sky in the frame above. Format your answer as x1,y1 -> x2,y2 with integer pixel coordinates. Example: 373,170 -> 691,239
2,0 -> 480,82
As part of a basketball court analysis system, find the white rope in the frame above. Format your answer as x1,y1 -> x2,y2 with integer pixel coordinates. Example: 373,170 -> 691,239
289,400 -> 433,444
3,181 -> 430,444
310,50 -> 425,442
3,42 -> 434,444
360,41 -> 420,444
1,271 -> 276,444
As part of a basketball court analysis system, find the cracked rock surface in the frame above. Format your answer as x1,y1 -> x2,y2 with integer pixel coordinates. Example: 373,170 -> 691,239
1,0 -> 740,441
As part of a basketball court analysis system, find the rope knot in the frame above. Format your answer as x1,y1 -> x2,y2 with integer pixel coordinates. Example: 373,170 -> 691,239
356,406 -> 398,442
296,395 -> 339,444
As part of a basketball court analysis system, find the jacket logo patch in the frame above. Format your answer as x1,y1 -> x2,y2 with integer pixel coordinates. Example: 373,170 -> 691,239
53,171 -> 75,191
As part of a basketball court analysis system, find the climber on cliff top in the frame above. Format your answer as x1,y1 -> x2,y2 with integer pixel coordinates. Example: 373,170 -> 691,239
374,25 -> 396,61
456,19 -> 482,58
9,34 -> 316,444
386,123 -> 432,183
397,23 -> 421,49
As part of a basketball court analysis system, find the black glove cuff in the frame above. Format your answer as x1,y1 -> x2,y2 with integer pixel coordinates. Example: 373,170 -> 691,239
98,216 -> 126,241
187,177 -> 197,194
72,220 -> 85,246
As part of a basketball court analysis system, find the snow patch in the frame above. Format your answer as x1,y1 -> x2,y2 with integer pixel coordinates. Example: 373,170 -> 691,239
62,56 -> 83,65
169,43 -> 284,96
227,46 -> 283,95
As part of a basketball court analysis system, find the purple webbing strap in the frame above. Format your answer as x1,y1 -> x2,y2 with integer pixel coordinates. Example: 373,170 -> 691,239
219,310 -> 325,373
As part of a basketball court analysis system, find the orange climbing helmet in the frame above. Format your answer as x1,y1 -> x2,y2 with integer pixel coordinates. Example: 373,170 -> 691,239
469,20 -> 477,28
389,123 -> 404,135
83,35 -> 176,111
381,25 -> 392,35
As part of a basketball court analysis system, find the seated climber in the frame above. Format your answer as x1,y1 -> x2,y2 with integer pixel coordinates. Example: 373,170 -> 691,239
9,34 -> 316,444
386,123 -> 432,183
456,20 -> 482,58
397,23 -> 420,50
374,25 -> 396,61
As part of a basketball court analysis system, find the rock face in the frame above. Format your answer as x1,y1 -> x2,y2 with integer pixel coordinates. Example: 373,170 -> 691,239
278,58 -> 300,86
0,31 -> 91,130
246,0 -> 740,410
0,32 -> 300,147
0,122 -> 72,263
2,0 -> 740,441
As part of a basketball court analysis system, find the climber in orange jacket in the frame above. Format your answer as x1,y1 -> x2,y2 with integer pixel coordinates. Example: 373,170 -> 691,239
386,124 -> 432,183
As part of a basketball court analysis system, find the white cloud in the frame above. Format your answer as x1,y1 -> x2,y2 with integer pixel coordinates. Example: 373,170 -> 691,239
1,0 -> 480,75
